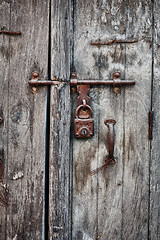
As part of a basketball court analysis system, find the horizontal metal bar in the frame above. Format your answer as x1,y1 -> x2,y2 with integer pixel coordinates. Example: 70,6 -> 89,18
70,79 -> 135,87
0,31 -> 21,35
91,39 -> 138,46
29,79 -> 136,87
28,80 -> 62,86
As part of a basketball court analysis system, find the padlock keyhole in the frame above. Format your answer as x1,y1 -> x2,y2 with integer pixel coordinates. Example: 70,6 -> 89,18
80,127 -> 89,137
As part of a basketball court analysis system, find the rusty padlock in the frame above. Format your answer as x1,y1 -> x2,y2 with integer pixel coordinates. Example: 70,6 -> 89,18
74,104 -> 94,138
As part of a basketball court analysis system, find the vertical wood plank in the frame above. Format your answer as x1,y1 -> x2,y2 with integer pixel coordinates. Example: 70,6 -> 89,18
122,1 -> 152,239
0,2 -> 10,239
72,1 -> 100,238
72,1 -> 125,239
0,1 -> 49,239
150,0 -> 160,239
49,0 -> 71,239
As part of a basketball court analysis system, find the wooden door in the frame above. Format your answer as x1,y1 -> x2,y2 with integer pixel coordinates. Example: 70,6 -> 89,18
71,1 -> 151,239
0,1 -> 49,239
49,0 -> 160,240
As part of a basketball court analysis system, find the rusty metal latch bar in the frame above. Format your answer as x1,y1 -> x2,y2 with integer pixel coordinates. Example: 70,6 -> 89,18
0,30 -> 21,36
70,72 -> 135,93
28,72 -> 64,86
29,72 -> 136,88
70,79 -> 135,86
91,39 -> 138,47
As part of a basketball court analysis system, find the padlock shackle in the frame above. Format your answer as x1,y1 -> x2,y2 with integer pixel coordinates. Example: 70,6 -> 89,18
75,104 -> 92,119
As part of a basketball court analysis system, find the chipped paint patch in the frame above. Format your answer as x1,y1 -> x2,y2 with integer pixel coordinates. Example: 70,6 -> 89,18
12,172 -> 24,180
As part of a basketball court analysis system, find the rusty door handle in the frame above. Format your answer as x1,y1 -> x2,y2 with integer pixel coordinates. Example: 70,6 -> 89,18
104,119 -> 116,160
90,119 -> 116,176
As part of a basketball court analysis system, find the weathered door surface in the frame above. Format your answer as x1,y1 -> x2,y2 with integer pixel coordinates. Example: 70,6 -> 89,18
0,1 -> 49,239
70,1 -> 152,239
1,0 -> 160,240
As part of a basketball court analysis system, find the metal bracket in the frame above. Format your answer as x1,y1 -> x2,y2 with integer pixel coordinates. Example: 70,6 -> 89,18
28,72 -> 62,86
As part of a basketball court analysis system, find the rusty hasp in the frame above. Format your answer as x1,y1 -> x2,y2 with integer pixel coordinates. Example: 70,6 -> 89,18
71,71 -> 135,138
90,119 -> 116,176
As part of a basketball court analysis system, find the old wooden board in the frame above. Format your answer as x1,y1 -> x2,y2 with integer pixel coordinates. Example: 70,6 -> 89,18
72,1 -> 124,239
150,0 -> 160,239
49,0 -> 71,239
71,1 -> 152,240
0,2 -> 10,239
0,1 -> 49,239
122,1 -> 152,239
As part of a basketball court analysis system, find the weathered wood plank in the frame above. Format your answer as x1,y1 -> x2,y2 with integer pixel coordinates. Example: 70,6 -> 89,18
72,1 -> 100,239
0,1 -> 49,239
72,1 -> 153,240
122,1 -> 152,239
0,2 -> 10,239
49,0 -> 71,239
150,0 -> 160,239
72,1 -> 125,239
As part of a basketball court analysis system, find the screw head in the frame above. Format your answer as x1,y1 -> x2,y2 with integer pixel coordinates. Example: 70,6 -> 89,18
113,72 -> 120,78
70,72 -> 77,79
32,72 -> 39,79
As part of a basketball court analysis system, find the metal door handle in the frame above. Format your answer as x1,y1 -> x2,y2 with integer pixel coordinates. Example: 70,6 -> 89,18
90,119 -> 116,176
104,119 -> 116,160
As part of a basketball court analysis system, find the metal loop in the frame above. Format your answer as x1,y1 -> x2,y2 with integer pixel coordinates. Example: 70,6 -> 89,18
82,99 -> 87,110
75,104 -> 92,119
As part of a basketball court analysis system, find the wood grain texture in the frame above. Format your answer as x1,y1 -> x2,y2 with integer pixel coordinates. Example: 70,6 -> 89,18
122,1 -> 152,239
72,1 -> 125,239
150,0 -> 160,239
0,1 -> 49,239
72,1 -> 152,240
49,0 -> 71,239
0,2 -> 10,239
